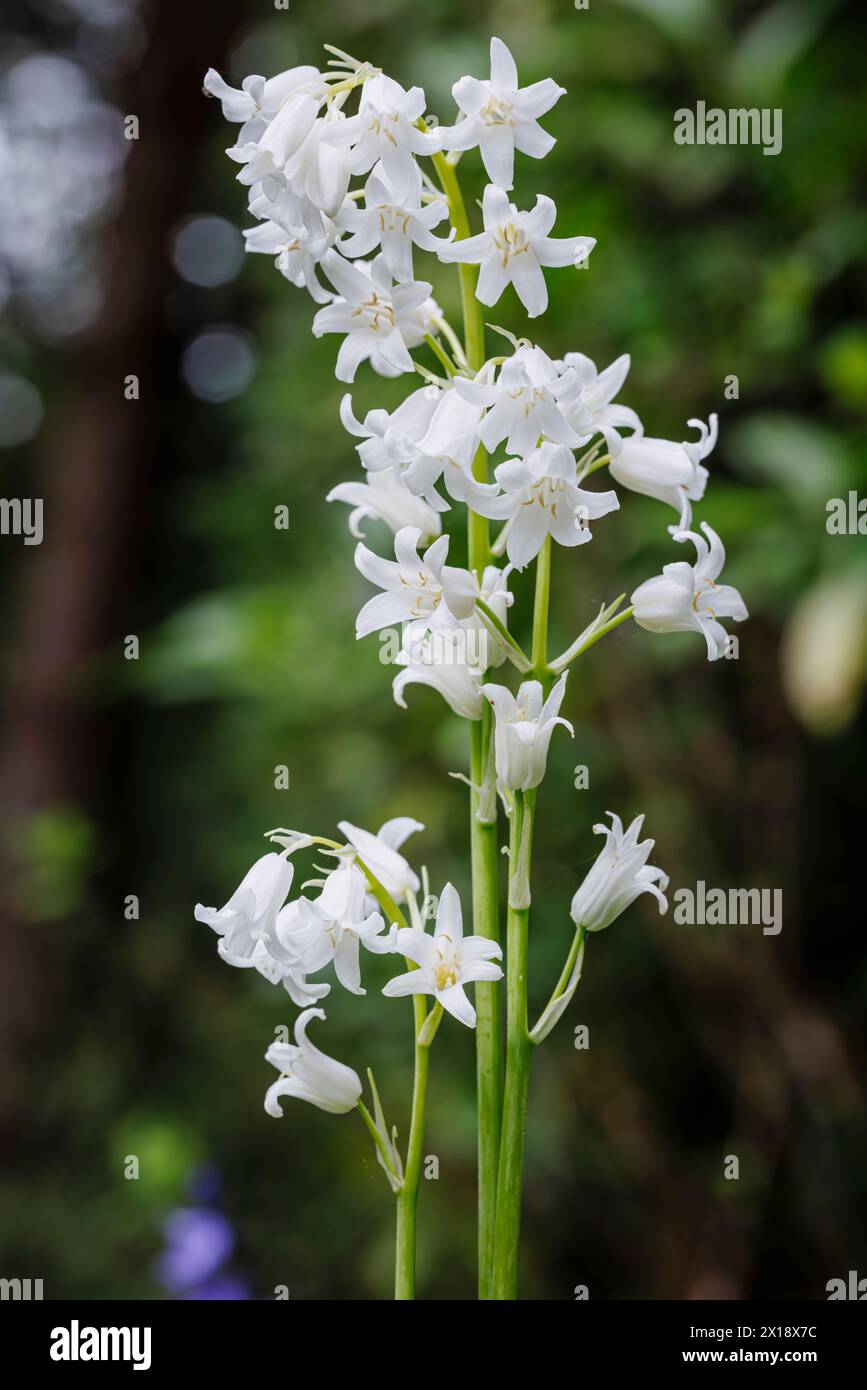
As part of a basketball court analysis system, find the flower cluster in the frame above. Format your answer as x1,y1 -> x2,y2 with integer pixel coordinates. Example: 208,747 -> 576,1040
195,820 -> 503,1113
199,34 -> 746,1169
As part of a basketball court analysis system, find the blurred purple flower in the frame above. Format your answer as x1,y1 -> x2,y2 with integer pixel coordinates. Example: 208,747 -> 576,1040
153,1207 -> 235,1293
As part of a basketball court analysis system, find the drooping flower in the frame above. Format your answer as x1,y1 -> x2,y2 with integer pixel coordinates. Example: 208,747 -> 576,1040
278,107 -> 353,217
437,185 -> 594,317
194,852 -> 295,962
631,521 -> 748,660
558,352 -> 643,457
319,73 -> 441,195
229,88 -> 323,188
439,37 -> 565,191
609,415 -> 716,532
277,862 -> 397,996
354,526 -> 478,637
337,162 -> 451,283
243,213 -> 335,303
480,442 -> 620,570
570,812 -> 669,932
338,816 -> 424,900
382,883 -> 502,1027
217,935 -> 331,1009
393,622 -> 486,720
482,672 -> 573,791
454,344 -> 583,456
264,1008 -> 362,1116
203,65 -> 323,145
312,252 -> 433,382
327,468 -> 443,543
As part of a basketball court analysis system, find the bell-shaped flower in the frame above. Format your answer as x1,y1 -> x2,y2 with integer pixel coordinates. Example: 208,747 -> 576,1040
229,89 -> 323,187
631,521 -> 748,661
416,367 -> 491,462
338,816 -> 424,901
337,162 -> 451,284
339,387 -> 455,510
319,73 -> 441,196
327,468 -> 443,543
282,862 -> 397,996
195,852 -> 294,962
610,415 -> 716,533
461,563 -> 513,668
243,212 -> 335,303
204,65 -> 322,145
221,936 -> 331,1009
354,526 -> 478,637
438,185 -> 594,318
570,812 -> 669,932
558,352 -> 643,457
393,621 -> 486,721
455,344 -> 582,457
439,37 -> 565,191
279,108 -> 353,217
264,1008 -> 361,1116
481,442 -> 619,570
313,251 -> 432,382
482,672 -> 573,791
382,883 -> 503,1027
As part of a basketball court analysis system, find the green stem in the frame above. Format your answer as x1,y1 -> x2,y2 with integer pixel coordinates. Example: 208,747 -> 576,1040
492,541 -> 554,1297
394,1001 -> 440,1300
471,707 -> 501,1299
433,149 -> 503,1300
431,153 -> 485,372
491,790 -> 533,1299
424,332 -> 457,378
550,605 -> 633,673
531,534 -> 552,677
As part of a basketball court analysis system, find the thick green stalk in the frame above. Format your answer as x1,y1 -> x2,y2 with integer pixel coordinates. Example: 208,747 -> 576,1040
432,148 -> 503,1299
532,534 -> 552,677
471,706 -> 501,1298
492,542 -> 553,1298
491,791 -> 533,1299
394,1030 -> 430,1300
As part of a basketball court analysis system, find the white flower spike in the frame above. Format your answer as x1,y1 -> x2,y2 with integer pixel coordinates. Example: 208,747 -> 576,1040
631,521 -> 748,661
438,185 -> 594,318
440,37 -> 565,191
264,1008 -> 362,1116
382,883 -> 503,1027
